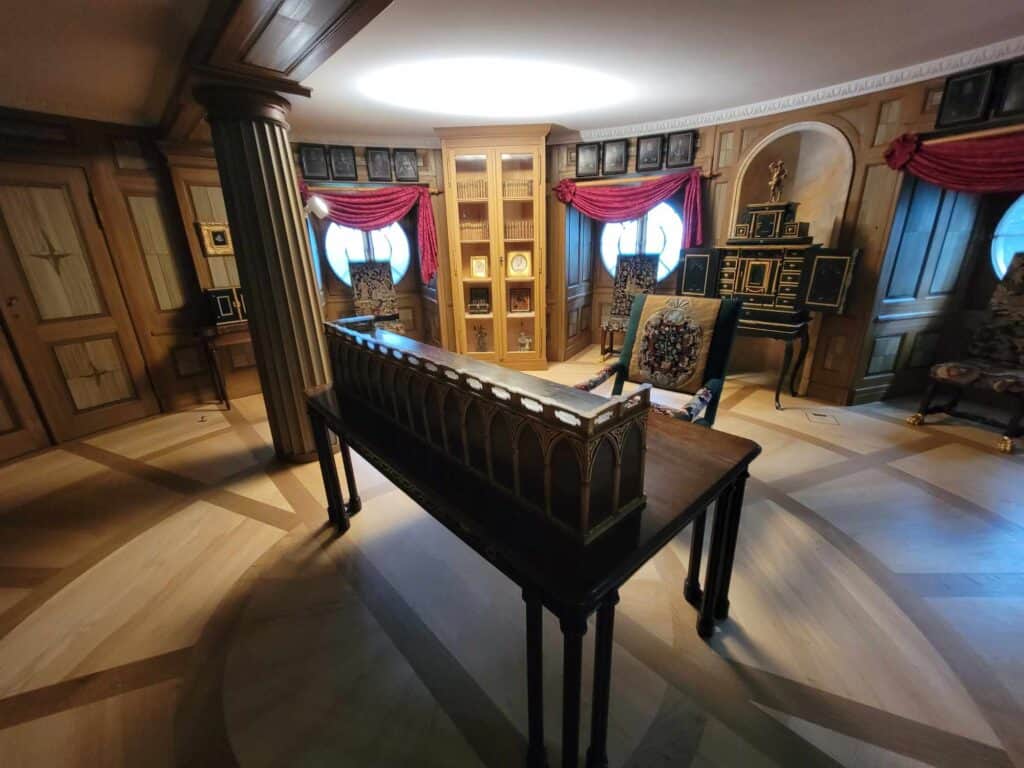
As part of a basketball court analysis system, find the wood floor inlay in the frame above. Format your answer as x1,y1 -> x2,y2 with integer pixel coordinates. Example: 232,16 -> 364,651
2,349 -> 1022,767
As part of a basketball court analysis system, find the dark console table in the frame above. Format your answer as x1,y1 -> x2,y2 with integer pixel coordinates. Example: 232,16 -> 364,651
306,319 -> 759,768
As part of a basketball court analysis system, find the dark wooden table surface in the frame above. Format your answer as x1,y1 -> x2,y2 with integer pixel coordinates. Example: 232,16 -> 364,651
306,386 -> 760,768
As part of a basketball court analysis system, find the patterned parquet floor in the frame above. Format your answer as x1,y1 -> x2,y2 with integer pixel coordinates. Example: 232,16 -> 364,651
0,346 -> 1022,767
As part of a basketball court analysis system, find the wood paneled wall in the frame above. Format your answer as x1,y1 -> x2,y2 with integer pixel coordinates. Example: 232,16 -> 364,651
0,109 -> 214,420
547,77 -> 953,403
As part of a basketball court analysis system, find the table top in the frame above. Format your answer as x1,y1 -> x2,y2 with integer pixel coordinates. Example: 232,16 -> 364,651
308,387 -> 760,614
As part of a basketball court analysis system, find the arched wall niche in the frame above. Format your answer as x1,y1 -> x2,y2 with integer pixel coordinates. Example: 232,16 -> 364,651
730,121 -> 854,248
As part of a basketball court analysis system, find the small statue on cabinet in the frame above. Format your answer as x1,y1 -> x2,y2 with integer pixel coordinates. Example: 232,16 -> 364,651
473,324 -> 488,352
767,159 -> 788,203
517,327 -> 533,352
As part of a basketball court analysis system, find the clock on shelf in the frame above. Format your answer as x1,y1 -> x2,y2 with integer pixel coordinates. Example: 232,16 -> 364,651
507,250 -> 532,277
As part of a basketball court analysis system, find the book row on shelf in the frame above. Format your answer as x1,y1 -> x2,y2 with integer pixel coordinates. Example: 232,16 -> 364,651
454,178 -> 534,200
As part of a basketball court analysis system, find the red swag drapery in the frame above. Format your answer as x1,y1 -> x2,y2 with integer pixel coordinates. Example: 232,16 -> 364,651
885,130 -> 1024,193
300,183 -> 439,283
553,168 -> 703,247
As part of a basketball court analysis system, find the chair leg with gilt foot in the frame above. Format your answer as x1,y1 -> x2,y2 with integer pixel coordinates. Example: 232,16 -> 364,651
1000,400 -> 1023,454
906,380 -> 938,426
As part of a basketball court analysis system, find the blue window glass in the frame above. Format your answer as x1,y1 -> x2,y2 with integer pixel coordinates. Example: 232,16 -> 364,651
992,193 -> 1024,279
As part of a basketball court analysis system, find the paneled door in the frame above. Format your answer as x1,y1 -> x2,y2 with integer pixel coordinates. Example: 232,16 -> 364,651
0,323 -> 49,462
0,162 -> 159,441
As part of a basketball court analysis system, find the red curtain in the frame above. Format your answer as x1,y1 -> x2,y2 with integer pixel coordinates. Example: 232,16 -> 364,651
553,168 -> 703,247
301,183 -> 439,283
885,130 -> 1024,193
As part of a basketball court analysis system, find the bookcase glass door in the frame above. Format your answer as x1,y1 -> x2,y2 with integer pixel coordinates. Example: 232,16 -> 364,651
454,153 -> 497,357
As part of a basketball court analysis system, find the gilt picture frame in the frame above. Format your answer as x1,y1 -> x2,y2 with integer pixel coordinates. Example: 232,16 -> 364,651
197,223 -> 233,256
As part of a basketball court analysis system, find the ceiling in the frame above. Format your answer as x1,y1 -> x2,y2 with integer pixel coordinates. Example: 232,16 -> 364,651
0,0 -> 210,126
289,0 -> 1024,146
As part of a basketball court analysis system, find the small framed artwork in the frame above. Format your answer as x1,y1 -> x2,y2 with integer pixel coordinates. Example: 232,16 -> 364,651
995,59 -> 1024,118
507,250 -> 532,278
601,139 -> 627,175
575,142 -> 600,178
508,286 -> 532,313
328,145 -> 357,180
197,222 -> 233,256
936,67 -> 996,128
468,286 -> 491,314
636,135 -> 664,172
469,255 -> 489,278
393,148 -> 419,182
665,130 -> 696,168
365,147 -> 392,181
298,144 -> 329,180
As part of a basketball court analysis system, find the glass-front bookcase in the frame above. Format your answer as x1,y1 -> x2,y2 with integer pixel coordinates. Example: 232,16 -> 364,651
438,125 -> 549,369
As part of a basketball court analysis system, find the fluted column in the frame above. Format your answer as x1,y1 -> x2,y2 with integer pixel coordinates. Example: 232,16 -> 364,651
195,86 -> 328,462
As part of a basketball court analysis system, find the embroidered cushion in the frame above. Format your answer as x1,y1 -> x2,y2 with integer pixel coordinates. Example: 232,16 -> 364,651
350,262 -> 399,317
931,359 -> 1024,394
610,254 -> 658,317
625,295 -> 722,394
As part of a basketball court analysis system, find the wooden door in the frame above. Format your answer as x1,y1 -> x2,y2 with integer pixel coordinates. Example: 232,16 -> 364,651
0,322 -> 49,462
0,162 -> 159,441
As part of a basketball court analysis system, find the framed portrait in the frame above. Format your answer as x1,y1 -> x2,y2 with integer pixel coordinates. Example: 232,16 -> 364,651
636,135 -> 664,172
508,286 -> 532,313
365,147 -> 392,181
197,222 -> 233,256
575,142 -> 600,178
936,67 -> 996,128
665,130 -> 696,168
601,139 -> 627,175
298,144 -> 329,180
469,255 -> 489,278
393,148 -> 419,182
995,59 -> 1024,118
328,145 -> 357,180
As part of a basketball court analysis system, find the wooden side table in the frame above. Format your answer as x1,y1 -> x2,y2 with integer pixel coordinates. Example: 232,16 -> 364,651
197,321 -> 251,409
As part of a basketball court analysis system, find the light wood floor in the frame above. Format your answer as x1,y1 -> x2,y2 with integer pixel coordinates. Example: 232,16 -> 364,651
1,345 -> 1022,767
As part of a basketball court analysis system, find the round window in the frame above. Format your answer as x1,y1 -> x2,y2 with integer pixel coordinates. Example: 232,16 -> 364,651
992,193 -> 1024,279
600,202 -> 683,282
324,221 -> 411,287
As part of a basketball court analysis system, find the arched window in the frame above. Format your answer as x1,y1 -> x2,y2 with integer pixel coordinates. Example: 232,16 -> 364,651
992,193 -> 1024,279
324,221 -> 411,287
600,202 -> 683,282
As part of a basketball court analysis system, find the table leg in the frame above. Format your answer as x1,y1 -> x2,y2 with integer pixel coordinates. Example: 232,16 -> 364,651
338,436 -> 362,515
202,340 -> 230,410
789,324 -> 810,397
698,483 -> 734,639
560,613 -> 587,768
308,407 -> 349,531
774,338 -> 794,411
683,510 -> 706,607
524,590 -> 548,768
715,472 -> 748,621
585,592 -> 618,768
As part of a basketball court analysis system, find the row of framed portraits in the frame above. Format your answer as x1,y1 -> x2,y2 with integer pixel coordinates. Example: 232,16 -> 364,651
575,130 -> 696,179
936,56 -> 1024,129
297,144 -> 420,183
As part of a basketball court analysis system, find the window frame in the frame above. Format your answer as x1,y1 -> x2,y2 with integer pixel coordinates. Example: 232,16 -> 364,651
598,197 -> 685,283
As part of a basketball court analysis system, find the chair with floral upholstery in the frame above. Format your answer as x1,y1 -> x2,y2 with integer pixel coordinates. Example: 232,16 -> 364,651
906,251 -> 1024,453
577,294 -> 742,428
600,253 -> 659,357
349,262 -> 406,334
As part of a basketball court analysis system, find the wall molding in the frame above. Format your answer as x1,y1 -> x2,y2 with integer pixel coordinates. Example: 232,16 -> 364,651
577,35 -> 1024,142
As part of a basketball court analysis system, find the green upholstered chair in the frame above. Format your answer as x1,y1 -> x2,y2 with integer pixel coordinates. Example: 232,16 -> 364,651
907,251 -> 1024,453
577,294 -> 743,428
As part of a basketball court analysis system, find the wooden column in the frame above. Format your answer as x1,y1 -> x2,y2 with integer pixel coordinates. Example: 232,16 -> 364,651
195,86 -> 328,462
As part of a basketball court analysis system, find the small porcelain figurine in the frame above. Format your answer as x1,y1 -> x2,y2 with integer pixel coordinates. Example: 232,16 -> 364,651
768,159 -> 788,203
474,324 -> 488,352
518,330 -> 532,352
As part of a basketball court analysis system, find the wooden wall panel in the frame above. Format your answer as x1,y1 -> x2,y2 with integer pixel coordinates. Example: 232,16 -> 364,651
126,195 -> 187,310
0,323 -> 49,463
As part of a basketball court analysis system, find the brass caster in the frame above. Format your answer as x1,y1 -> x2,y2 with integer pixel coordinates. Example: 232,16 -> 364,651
998,436 -> 1015,455
906,413 -> 925,426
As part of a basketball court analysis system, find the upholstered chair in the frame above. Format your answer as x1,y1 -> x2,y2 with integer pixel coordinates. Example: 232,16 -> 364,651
907,252 -> 1024,453
349,262 -> 406,334
600,253 -> 659,357
578,294 -> 742,428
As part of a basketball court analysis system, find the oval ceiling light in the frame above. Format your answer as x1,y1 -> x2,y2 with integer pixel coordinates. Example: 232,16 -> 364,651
357,57 -> 633,119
